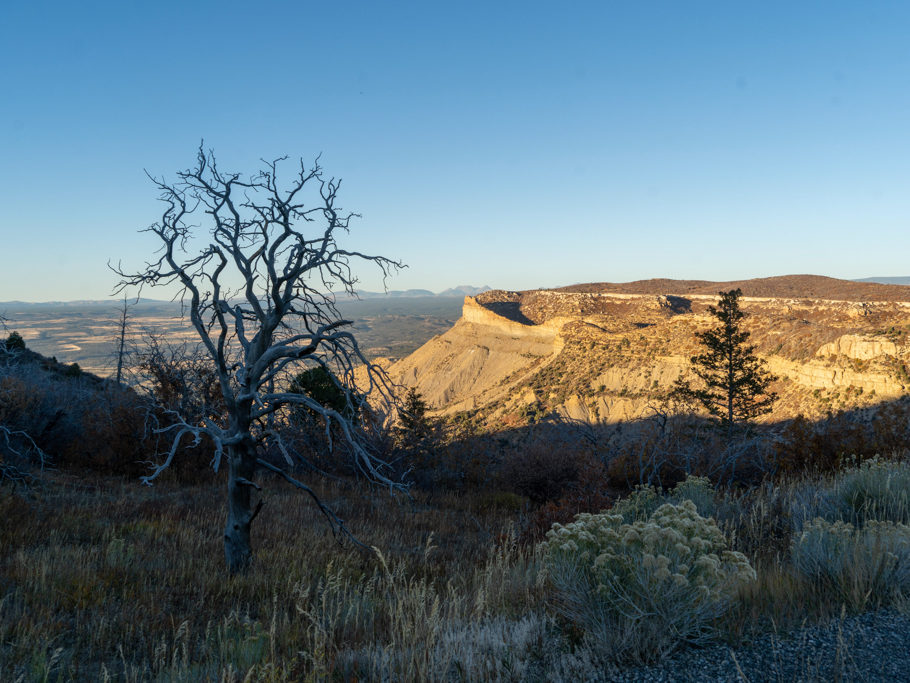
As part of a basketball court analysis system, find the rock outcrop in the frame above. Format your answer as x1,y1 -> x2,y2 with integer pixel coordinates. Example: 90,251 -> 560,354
816,334 -> 898,360
381,278 -> 910,426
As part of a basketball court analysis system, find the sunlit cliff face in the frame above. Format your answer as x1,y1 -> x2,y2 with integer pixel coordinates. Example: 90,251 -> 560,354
380,281 -> 910,427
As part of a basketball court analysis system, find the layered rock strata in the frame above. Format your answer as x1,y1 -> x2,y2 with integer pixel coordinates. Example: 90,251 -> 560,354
382,281 -> 910,426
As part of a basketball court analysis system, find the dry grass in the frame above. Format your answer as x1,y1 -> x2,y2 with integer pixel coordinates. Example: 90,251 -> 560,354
3,458 -> 910,680
0,473 -> 542,681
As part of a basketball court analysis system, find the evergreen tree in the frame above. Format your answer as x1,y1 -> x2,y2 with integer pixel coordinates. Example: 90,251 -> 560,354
396,388 -> 431,440
672,289 -> 777,426
3,331 -> 25,352
288,366 -> 361,423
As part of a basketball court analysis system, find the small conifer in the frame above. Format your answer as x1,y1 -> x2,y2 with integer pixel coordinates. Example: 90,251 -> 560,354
3,331 -> 26,352
673,289 -> 777,426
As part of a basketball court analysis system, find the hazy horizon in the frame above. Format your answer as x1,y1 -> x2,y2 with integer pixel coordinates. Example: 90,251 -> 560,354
4,273 -> 910,306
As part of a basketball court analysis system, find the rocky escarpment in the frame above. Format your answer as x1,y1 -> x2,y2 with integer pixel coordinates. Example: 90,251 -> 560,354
388,297 -> 563,412
382,278 -> 910,426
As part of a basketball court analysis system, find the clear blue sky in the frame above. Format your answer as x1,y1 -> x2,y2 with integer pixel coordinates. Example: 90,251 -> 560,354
2,1 -> 909,301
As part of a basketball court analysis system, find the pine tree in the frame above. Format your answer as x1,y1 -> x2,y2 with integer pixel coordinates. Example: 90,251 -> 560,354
673,289 -> 777,426
3,331 -> 25,352
396,388 -> 432,441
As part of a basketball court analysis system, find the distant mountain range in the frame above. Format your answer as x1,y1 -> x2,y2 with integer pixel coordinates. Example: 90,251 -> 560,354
854,276 -> 910,286
0,298 -> 173,308
349,285 -> 492,299
0,286 -> 492,308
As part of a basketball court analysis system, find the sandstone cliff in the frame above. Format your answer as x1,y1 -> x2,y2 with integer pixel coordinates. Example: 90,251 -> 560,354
381,277 -> 910,426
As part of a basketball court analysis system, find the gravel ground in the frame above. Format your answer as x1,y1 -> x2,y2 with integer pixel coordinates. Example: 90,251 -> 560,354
602,610 -> 910,682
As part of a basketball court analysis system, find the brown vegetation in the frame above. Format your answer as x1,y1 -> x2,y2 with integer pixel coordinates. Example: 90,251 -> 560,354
4,449 -> 910,679
557,274 -> 910,302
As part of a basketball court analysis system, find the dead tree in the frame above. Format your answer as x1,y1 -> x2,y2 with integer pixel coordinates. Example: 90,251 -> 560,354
114,295 -> 133,385
115,146 -> 406,574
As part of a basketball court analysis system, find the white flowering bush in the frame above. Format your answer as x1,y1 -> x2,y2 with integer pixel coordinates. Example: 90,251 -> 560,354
791,517 -> 910,609
668,475 -> 718,518
609,484 -> 661,523
611,475 -> 717,524
541,500 -> 755,662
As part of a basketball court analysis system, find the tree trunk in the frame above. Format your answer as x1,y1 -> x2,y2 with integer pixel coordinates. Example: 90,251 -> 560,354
115,296 -> 129,385
224,446 -> 258,574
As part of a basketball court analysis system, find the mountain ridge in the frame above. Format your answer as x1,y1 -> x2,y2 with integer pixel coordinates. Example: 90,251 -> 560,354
556,274 -> 910,302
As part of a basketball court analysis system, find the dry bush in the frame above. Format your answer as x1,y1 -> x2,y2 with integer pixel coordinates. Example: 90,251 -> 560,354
498,442 -> 586,505
606,413 -> 774,490
775,404 -> 910,476
541,500 -> 755,663
0,362 -> 82,474
775,413 -> 869,475
50,384 -> 170,479
715,481 -> 796,561
787,457 -> 910,530
523,463 -> 613,544
791,518 -> 910,611
134,334 -> 226,427
831,457 -> 910,526
406,432 -> 498,493
0,354 -> 214,481
495,435 -> 614,543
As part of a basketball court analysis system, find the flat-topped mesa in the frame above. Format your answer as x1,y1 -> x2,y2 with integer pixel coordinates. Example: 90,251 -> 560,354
461,295 -> 546,333
461,295 -> 579,338
383,276 -> 910,424
555,274 -> 910,303
470,289 -> 695,327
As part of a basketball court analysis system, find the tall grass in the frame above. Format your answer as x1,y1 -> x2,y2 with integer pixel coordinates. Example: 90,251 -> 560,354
3,457 -> 910,679
0,473 -> 546,681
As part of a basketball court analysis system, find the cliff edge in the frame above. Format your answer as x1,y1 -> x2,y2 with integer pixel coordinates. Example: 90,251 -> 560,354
381,277 -> 910,426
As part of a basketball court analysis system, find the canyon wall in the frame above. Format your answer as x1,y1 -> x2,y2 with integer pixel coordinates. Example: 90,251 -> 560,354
383,287 -> 910,425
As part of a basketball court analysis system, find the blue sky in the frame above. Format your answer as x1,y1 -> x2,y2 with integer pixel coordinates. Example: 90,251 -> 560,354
2,1 -> 909,301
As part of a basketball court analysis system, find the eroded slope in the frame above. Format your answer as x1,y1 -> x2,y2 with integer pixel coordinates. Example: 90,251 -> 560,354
382,277 -> 910,426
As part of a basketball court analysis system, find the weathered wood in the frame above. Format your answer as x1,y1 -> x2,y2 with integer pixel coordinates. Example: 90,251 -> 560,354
115,146 -> 409,574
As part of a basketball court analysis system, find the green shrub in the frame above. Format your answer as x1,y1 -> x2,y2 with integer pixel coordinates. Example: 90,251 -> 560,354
611,475 -> 717,523
791,518 -> 910,610
835,458 -> 910,525
288,365 -> 361,421
541,500 -> 755,662
3,331 -> 25,351
62,362 -> 82,378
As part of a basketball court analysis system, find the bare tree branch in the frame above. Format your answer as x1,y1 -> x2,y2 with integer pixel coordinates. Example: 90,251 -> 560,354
114,145 -> 406,573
